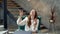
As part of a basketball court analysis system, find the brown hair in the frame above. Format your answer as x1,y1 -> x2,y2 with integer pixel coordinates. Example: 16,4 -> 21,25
27,10 -> 37,27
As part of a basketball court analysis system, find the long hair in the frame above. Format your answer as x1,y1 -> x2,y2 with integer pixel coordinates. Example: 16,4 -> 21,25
27,10 -> 37,27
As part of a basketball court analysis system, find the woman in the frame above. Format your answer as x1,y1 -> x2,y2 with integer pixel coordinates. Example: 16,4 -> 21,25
17,9 -> 39,32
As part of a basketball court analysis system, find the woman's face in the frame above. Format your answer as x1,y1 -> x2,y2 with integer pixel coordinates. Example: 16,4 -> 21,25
30,9 -> 35,16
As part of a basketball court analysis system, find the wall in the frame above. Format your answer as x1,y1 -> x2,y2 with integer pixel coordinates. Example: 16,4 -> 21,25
14,0 -> 60,29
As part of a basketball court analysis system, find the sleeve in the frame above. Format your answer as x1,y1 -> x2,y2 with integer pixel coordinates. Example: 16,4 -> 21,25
17,17 -> 28,26
32,19 -> 39,32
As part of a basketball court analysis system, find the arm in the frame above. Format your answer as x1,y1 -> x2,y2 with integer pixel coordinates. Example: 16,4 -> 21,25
32,19 -> 39,32
17,17 -> 28,26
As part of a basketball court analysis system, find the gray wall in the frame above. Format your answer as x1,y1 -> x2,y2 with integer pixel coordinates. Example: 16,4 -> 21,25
14,0 -> 60,29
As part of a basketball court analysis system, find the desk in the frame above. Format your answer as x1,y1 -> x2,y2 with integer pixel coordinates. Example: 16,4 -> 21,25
13,31 -> 32,34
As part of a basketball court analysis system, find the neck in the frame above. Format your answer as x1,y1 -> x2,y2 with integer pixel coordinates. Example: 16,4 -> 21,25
31,16 -> 34,20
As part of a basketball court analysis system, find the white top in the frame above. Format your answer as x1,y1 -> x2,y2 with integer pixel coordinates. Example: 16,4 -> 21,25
17,17 -> 39,32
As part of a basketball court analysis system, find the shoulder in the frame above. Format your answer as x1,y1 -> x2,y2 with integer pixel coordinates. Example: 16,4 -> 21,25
24,17 -> 28,20
25,17 -> 28,19
34,18 -> 39,21
36,18 -> 39,21
37,19 -> 39,22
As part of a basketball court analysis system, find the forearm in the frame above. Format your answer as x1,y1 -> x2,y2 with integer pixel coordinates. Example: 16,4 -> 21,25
17,17 -> 22,25
17,17 -> 27,25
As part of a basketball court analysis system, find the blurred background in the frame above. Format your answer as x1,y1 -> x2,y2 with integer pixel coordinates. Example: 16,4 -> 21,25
0,0 -> 60,34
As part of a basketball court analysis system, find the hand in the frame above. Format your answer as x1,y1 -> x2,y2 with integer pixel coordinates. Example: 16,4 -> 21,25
34,18 -> 37,25
34,19 -> 37,30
